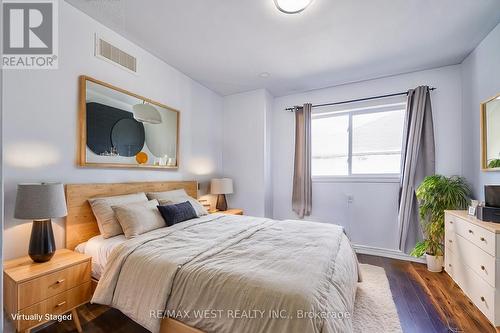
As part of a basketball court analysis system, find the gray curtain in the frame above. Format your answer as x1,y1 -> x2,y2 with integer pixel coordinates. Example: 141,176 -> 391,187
398,86 -> 435,253
292,103 -> 312,218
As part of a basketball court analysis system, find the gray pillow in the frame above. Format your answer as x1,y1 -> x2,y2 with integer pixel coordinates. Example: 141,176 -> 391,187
88,192 -> 148,238
112,200 -> 165,239
146,189 -> 207,217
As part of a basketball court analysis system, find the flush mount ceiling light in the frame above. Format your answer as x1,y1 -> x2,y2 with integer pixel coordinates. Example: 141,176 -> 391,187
274,0 -> 313,14
133,102 -> 162,124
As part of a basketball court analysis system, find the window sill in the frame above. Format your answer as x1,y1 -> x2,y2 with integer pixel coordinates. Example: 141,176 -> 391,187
312,175 -> 401,183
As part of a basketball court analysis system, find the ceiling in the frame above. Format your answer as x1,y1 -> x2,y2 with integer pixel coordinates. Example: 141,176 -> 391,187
66,0 -> 500,96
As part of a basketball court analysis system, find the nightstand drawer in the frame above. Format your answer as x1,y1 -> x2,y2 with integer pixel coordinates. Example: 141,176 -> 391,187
17,281 -> 92,331
18,260 -> 91,309
211,209 -> 244,215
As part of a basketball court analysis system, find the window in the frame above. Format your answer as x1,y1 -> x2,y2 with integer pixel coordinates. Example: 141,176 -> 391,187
311,97 -> 406,177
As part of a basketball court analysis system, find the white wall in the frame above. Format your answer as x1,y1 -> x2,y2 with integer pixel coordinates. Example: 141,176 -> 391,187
272,65 -> 463,250
264,90 -> 274,217
222,89 -> 272,217
462,23 -> 500,199
2,1 -> 223,260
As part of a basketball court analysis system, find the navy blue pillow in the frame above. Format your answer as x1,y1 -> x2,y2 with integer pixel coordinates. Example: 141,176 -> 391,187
157,201 -> 197,226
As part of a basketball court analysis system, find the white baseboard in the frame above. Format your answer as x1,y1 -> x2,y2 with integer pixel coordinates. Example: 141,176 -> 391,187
353,244 -> 426,264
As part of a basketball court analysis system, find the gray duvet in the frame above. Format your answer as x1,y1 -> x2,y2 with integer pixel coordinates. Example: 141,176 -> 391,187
92,214 -> 359,333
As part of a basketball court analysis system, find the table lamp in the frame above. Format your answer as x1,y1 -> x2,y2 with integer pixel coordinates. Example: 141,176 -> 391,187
14,183 -> 67,262
210,178 -> 233,211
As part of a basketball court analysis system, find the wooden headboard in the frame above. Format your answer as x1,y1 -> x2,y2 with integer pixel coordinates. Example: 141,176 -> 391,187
65,181 -> 198,250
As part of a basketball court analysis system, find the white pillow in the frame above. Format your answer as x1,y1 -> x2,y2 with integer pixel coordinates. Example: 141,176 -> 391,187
112,200 -> 165,239
146,189 -> 207,217
88,192 -> 148,238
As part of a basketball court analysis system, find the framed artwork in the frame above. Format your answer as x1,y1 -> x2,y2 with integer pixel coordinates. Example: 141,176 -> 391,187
79,76 -> 179,169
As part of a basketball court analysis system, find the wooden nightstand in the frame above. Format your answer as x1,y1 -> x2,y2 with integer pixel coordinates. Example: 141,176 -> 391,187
4,249 -> 92,333
210,209 -> 244,215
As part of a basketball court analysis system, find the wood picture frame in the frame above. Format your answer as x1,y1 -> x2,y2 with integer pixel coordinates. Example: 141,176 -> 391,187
480,92 -> 500,171
79,75 -> 180,170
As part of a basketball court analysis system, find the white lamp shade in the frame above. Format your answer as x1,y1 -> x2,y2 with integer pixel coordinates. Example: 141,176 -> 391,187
14,183 -> 67,220
274,0 -> 313,13
211,178 -> 233,195
133,103 -> 162,124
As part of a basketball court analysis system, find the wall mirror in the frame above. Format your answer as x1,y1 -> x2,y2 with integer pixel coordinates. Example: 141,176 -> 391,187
481,93 -> 500,171
79,76 -> 179,169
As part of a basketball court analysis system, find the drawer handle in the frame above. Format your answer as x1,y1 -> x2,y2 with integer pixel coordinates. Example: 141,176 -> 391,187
480,237 -> 486,242
448,264 -> 452,267
55,279 -> 65,284
481,296 -> 485,302
448,239 -> 453,243
55,301 -> 66,308
481,265 -> 486,271
468,229 -> 473,234
449,221 -> 453,224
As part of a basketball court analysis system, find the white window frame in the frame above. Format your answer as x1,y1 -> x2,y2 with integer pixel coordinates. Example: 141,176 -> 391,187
311,100 -> 406,183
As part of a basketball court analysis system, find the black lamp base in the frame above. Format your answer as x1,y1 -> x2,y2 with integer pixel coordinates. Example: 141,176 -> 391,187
29,219 -> 56,263
216,194 -> 228,211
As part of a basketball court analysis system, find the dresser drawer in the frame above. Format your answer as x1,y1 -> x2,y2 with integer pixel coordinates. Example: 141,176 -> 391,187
451,252 -> 497,324
444,247 -> 454,279
454,234 -> 496,287
16,281 -> 92,331
445,214 -> 456,233
445,229 -> 458,254
18,260 -> 91,309
455,218 -> 496,256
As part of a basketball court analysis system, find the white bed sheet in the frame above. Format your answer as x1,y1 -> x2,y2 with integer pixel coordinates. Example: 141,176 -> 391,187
75,234 -> 127,279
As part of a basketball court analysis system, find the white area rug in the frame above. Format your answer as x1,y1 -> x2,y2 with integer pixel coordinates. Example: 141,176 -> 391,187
353,264 -> 403,333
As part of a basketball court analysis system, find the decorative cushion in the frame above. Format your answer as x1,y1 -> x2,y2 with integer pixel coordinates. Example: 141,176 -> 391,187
88,192 -> 148,238
146,189 -> 207,217
112,200 -> 165,239
157,201 -> 198,226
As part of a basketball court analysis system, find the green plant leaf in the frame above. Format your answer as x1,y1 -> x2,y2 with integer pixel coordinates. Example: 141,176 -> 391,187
410,240 -> 428,257
488,159 -> 500,168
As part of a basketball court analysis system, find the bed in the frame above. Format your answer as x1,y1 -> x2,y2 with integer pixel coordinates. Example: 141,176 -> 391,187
66,181 -> 359,333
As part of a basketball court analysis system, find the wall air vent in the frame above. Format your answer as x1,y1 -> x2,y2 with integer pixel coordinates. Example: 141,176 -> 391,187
95,34 -> 137,74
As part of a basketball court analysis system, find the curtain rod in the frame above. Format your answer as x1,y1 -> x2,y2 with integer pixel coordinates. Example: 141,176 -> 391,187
285,87 -> 436,112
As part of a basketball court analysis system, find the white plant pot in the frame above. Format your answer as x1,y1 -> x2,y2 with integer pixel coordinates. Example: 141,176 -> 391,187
426,254 -> 443,272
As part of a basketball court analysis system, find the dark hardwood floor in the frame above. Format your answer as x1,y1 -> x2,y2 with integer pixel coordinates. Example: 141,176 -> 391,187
358,254 -> 496,333
14,254 -> 494,333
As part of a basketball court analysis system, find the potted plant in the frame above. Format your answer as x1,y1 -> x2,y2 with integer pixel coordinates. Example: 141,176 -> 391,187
411,175 -> 471,272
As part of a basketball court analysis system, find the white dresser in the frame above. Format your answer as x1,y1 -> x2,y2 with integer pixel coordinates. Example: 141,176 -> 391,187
444,210 -> 500,327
